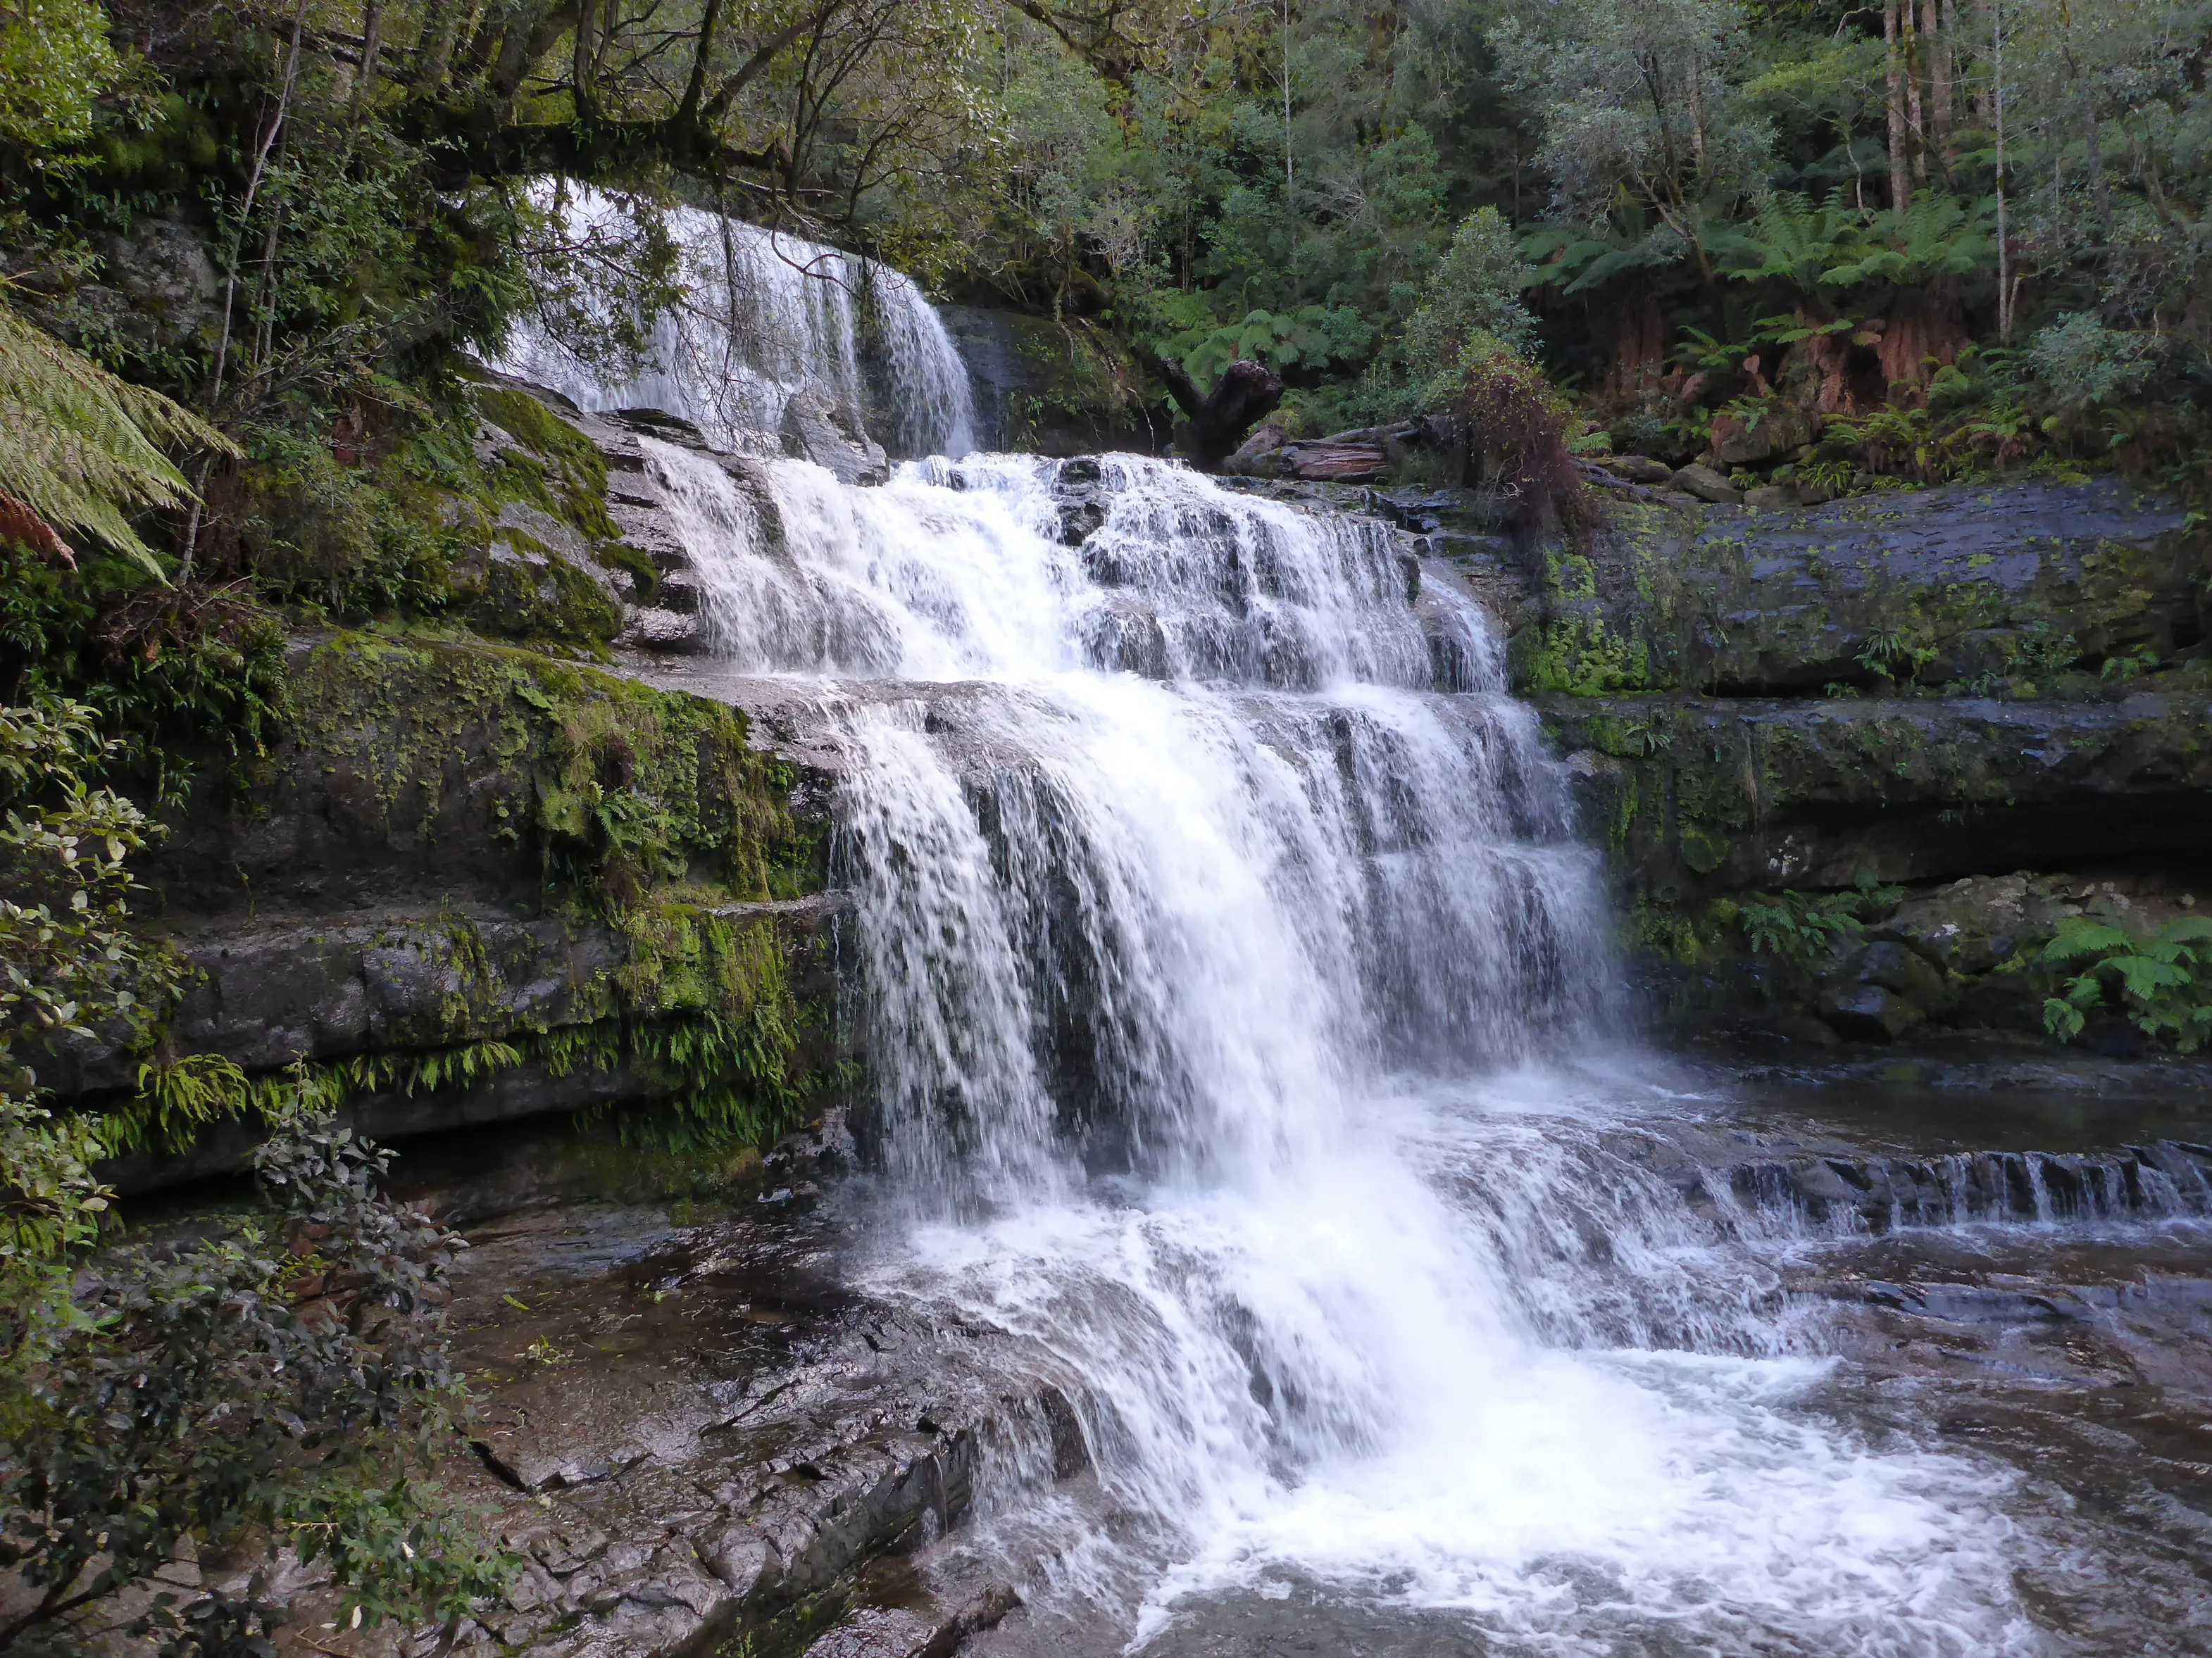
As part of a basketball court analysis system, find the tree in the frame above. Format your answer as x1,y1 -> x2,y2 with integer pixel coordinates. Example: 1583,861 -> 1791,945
1494,0 -> 1773,286
1401,206 -> 1540,387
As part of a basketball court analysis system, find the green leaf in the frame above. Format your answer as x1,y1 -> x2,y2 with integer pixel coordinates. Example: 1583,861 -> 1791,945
2040,920 -> 2134,962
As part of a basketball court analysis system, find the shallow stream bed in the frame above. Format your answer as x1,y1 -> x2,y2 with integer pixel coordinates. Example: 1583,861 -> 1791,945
382,1054 -> 2212,1658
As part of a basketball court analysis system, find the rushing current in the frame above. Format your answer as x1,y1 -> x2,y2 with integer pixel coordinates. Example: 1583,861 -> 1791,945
525,233 -> 2040,1650
494,183 -> 974,458
630,435 -> 2036,1654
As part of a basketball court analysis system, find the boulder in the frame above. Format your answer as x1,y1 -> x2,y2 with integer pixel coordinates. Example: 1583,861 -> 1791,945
1672,464 -> 1743,504
1711,403 -> 1810,467
1225,421 -> 1289,474
1606,454 -> 1675,486
1818,980 -> 1926,1042
780,391 -> 889,484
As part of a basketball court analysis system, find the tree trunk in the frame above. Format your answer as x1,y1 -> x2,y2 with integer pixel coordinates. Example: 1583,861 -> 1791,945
1606,293 -> 1667,401
1880,281 -> 1966,400
1993,0 -> 2011,340
1924,0 -> 1952,160
1903,2 -> 1926,184
2083,104 -> 2114,234
1148,356 -> 1286,471
1884,0 -> 1911,211
349,0 -> 384,125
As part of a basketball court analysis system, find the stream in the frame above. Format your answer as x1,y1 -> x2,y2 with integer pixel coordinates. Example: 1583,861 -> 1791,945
454,230 -> 2212,1656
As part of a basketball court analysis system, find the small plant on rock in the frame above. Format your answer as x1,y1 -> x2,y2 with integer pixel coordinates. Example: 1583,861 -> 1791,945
2040,915 -> 2212,1050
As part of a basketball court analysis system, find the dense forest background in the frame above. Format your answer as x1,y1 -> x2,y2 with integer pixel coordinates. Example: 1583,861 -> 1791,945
6,0 -> 2210,521
0,2 -> 2207,1643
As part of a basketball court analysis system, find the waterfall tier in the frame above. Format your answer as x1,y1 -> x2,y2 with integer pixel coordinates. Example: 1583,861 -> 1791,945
644,444 -> 2035,1653
494,184 -> 975,460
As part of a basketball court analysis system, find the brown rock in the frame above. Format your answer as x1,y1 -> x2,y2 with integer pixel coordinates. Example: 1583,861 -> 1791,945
1672,464 -> 1743,505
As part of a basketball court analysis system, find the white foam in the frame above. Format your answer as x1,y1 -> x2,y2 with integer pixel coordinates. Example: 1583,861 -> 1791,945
645,445 -> 2035,1650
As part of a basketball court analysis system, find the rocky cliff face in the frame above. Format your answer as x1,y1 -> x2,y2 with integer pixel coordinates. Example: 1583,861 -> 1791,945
73,382 -> 866,1190
938,306 -> 1162,456
89,385 -> 2212,1189
1382,470 -> 2212,1050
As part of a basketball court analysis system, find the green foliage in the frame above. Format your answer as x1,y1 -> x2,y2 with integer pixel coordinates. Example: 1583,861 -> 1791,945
2039,914 -> 2212,1050
1517,615 -> 1651,696
0,703 -> 511,1650
2,1099 -> 515,1652
0,291 -> 237,580
1401,208 -> 1540,384
1729,882 -> 1901,965
2027,315 -> 2168,416
0,542 -> 290,805
1735,893 -> 1863,962
0,0 -> 126,156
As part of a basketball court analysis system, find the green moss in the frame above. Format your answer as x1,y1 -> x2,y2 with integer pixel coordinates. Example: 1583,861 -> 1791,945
1512,615 -> 1655,696
289,634 -> 815,912
472,386 -> 620,539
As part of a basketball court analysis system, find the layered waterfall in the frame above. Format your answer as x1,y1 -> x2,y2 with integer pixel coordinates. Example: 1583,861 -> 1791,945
494,184 -> 974,458
644,439 -> 2033,1654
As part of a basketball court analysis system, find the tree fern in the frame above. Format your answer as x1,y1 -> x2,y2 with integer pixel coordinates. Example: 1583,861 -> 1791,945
0,291 -> 235,581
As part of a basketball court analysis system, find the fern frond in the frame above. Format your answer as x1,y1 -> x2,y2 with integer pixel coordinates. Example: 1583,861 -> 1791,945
0,295 -> 237,581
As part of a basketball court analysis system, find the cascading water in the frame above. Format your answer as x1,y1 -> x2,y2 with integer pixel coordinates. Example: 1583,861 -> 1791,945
493,184 -> 974,458
638,438 -> 2039,1654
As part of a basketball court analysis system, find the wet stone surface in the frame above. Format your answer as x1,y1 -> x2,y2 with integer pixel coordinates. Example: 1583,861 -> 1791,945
327,1067 -> 2212,1658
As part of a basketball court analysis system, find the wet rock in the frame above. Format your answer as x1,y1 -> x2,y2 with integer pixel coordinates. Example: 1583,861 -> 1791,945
782,391 -> 891,485
1818,980 -> 1927,1042
1606,454 -> 1675,486
1697,1139 -> 2212,1231
939,307 -> 1156,456
1671,464 -> 1742,504
1225,421 -> 1289,474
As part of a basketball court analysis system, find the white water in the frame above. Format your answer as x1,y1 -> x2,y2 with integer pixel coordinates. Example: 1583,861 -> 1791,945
646,443 -> 2036,1653
494,184 -> 974,458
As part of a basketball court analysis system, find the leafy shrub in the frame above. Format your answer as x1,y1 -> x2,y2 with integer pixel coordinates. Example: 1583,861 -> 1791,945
1442,331 -> 1590,532
2027,313 -> 2167,415
2040,913 -> 2212,1049
0,697 -> 511,1652
1401,208 -> 1541,388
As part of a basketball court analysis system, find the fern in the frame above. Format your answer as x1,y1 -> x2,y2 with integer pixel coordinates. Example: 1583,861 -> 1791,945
2040,914 -> 2212,1049
0,290 -> 237,580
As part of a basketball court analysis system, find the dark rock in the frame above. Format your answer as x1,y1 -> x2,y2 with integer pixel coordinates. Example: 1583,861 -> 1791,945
1672,464 -> 1743,504
1818,981 -> 1926,1042
1606,455 -> 1675,486
782,391 -> 890,484
1711,403 -> 1810,467
939,307 -> 1159,456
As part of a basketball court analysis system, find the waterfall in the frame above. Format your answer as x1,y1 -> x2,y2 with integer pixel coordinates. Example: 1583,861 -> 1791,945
646,446 -> 2035,1652
492,184 -> 975,458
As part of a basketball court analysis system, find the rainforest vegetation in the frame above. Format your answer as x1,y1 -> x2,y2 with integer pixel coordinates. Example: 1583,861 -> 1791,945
0,0 -> 2206,1647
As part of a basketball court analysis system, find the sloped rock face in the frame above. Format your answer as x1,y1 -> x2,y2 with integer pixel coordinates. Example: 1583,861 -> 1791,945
1420,472 -> 2212,1048
938,307 -> 1161,456
85,616 -> 844,1188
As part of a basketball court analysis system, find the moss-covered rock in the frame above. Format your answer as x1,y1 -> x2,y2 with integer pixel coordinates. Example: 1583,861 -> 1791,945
940,306 -> 1164,456
87,633 -> 841,1174
1512,476 -> 2206,698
